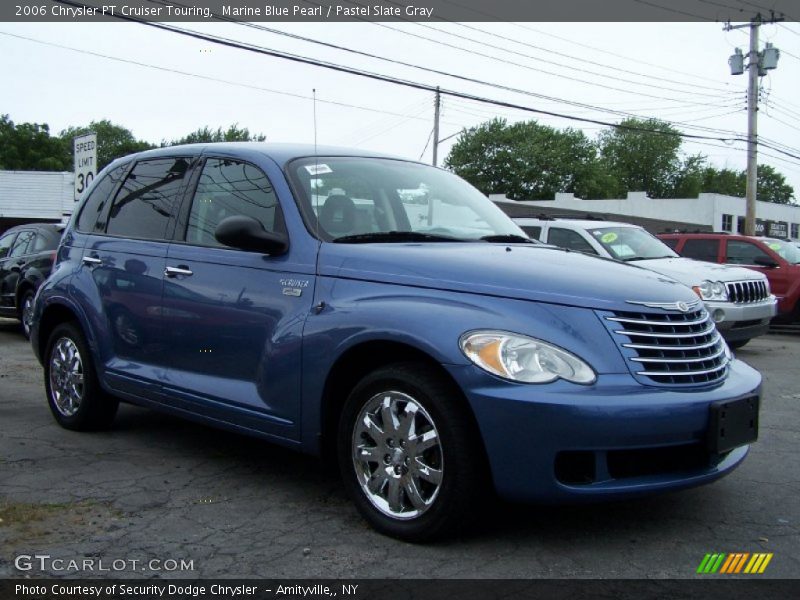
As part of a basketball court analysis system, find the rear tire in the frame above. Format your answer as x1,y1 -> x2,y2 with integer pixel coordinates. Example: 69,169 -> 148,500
44,322 -> 118,431
337,362 -> 485,542
18,289 -> 35,340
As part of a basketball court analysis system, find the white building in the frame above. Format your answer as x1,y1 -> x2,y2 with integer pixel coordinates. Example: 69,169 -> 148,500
0,170 -> 75,233
491,191 -> 800,242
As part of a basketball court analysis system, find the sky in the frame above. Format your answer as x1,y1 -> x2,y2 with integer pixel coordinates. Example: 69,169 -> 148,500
2,18 -> 800,198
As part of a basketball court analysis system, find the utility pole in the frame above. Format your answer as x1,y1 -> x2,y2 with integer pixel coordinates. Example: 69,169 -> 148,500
745,20 -> 759,237
725,14 -> 782,236
432,86 -> 441,167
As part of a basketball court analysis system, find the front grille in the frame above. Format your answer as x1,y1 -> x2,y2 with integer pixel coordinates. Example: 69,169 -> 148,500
726,280 -> 768,304
605,308 -> 729,386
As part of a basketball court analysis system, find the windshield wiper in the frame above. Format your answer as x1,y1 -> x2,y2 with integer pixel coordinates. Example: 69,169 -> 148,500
332,231 -> 464,243
624,255 -> 675,261
480,234 -> 536,244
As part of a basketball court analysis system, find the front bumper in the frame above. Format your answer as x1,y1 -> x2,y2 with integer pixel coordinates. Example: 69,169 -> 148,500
706,296 -> 777,342
447,359 -> 761,503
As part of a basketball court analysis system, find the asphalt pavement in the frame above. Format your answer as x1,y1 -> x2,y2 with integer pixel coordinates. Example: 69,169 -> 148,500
0,317 -> 797,579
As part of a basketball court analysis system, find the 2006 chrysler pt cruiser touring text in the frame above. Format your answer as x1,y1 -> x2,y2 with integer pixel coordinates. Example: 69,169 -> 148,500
31,143 -> 761,541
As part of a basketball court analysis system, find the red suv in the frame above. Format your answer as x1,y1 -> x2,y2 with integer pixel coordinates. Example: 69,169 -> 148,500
659,233 -> 800,320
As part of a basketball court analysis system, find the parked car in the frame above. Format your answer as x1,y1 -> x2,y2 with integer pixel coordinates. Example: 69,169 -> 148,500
0,222 -> 62,337
659,232 -> 800,321
514,218 -> 776,349
32,144 -> 761,541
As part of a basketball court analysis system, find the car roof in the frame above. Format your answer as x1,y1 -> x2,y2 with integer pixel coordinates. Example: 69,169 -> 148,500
3,222 -> 64,235
513,217 -> 640,229
113,142 -> 406,167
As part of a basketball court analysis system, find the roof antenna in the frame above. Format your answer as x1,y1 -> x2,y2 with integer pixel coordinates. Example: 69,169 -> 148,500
312,88 -> 322,275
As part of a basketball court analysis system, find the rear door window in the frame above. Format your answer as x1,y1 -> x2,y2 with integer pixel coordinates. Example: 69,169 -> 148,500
547,228 -> 598,254
681,239 -> 720,262
519,225 -> 542,240
106,158 -> 191,240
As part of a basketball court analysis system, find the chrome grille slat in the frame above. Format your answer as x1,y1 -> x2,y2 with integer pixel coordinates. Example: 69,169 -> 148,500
636,365 -> 727,377
622,335 -> 721,351
607,315 -> 709,326
605,308 -> 729,386
630,347 -> 726,363
613,322 -> 716,338
726,280 -> 768,304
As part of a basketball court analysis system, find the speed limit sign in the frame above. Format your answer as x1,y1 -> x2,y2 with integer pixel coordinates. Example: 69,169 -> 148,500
73,132 -> 97,200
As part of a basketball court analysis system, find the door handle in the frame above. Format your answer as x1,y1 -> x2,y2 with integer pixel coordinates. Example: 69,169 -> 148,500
165,266 -> 193,277
82,256 -> 102,267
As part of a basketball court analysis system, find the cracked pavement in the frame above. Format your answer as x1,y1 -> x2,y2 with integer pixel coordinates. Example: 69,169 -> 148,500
0,318 -> 797,579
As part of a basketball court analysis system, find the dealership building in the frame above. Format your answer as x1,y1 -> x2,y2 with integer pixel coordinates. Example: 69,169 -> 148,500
492,191 -> 800,242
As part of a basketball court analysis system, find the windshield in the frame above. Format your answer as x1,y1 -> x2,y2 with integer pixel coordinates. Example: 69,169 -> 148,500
287,157 -> 525,242
762,239 -> 800,264
588,226 -> 678,261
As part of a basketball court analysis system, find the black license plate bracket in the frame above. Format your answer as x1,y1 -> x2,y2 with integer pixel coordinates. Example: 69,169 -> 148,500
708,395 -> 759,454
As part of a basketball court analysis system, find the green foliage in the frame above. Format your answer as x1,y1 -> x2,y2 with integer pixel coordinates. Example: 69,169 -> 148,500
598,118 -> 683,198
444,116 -> 795,204
59,120 -> 155,171
0,114 -> 69,171
168,124 -> 266,146
444,118 -> 609,199
756,164 -> 795,204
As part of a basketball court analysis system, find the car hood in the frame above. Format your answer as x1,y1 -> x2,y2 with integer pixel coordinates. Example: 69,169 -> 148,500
318,243 -> 697,311
637,257 -> 767,285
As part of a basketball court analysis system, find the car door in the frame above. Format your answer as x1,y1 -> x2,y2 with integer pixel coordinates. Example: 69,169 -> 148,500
160,156 -> 313,440
0,230 -> 35,312
724,238 -> 789,306
0,231 -> 21,313
80,156 -> 194,399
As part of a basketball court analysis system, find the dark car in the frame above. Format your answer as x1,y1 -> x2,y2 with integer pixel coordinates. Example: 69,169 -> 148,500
0,223 -> 62,337
31,144 -> 761,541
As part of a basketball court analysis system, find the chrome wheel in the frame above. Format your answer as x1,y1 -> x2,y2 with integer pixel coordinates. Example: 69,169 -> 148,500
21,293 -> 34,338
352,391 -> 443,520
48,337 -> 85,417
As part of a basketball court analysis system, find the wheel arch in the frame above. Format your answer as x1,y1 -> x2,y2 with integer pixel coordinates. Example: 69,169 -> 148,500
317,339 -> 490,479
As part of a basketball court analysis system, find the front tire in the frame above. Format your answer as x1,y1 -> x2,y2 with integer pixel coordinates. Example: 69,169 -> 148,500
44,322 -> 118,431
728,339 -> 749,350
337,363 -> 484,542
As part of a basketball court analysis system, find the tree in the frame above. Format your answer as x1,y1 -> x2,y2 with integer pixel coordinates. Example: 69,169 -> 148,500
756,164 -> 795,204
59,120 -> 155,170
0,114 -> 70,171
700,167 -> 745,197
598,118 -> 684,198
168,124 -> 266,146
444,118 -> 610,199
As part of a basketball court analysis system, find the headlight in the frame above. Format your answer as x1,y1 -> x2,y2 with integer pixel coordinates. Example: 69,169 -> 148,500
692,280 -> 729,301
459,331 -> 596,385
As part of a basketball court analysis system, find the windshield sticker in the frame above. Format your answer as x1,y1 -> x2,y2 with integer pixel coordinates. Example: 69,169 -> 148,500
600,232 -> 618,244
769,243 -> 782,251
304,163 -> 333,175
611,244 -> 636,258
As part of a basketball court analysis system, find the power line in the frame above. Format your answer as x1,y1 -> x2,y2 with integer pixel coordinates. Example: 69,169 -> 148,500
46,1 -> 800,163
0,30 -> 435,125
345,0 -> 736,96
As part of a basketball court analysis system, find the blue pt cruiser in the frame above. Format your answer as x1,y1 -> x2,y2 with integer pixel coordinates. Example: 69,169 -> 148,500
31,144 -> 761,541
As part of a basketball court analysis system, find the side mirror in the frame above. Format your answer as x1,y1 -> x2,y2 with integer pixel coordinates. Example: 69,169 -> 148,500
753,255 -> 779,268
214,216 -> 288,255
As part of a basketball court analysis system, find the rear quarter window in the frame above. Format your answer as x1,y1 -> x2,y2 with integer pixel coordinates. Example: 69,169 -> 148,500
680,239 -> 720,262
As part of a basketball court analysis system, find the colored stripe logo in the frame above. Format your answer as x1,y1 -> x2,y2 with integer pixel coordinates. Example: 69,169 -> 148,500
697,553 -> 773,574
